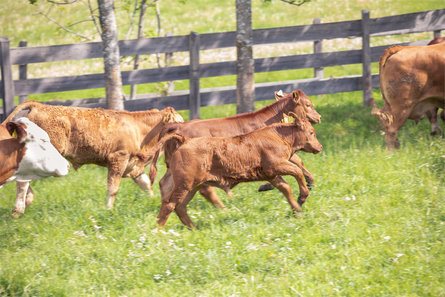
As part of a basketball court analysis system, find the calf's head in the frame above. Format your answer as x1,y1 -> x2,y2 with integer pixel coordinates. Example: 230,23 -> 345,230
277,90 -> 321,124
294,119 -> 323,154
7,118 -> 70,182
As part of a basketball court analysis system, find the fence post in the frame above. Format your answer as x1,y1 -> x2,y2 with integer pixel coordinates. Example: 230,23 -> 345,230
0,37 -> 15,121
361,10 -> 372,107
313,18 -> 324,79
189,31 -> 200,119
18,41 -> 27,104
433,30 -> 441,39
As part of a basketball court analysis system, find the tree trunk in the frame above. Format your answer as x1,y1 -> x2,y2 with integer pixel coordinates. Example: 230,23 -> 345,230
236,0 -> 254,114
97,0 -> 124,110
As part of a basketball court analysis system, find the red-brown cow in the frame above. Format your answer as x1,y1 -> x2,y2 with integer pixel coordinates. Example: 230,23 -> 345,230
149,90 -> 321,209
425,37 -> 445,136
372,42 -> 445,149
155,118 -> 322,228
3,101 -> 183,210
0,117 -> 70,216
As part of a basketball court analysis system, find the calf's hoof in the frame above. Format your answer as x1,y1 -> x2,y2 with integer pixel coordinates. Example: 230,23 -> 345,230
11,211 -> 23,219
258,183 -> 274,192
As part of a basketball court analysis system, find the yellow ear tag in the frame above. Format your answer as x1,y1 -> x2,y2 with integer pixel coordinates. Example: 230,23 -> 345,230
11,129 -> 18,139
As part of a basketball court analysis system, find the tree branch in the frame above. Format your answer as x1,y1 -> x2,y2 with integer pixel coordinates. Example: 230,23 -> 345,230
279,0 -> 310,6
46,0 -> 80,5
87,0 -> 102,35
36,10 -> 92,41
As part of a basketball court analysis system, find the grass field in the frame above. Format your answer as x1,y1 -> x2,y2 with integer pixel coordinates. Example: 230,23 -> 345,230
1,0 -> 445,296
0,91 -> 444,296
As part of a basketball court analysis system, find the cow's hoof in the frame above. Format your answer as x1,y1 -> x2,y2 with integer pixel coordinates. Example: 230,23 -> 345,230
430,130 -> 443,137
258,183 -> 274,192
11,211 -> 22,219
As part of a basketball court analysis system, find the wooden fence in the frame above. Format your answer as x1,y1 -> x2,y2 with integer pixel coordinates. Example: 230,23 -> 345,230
1,9 -> 444,120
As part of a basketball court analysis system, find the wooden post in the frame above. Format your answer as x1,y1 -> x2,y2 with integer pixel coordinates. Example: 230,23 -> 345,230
236,0 -> 254,114
361,10 -> 372,107
164,32 -> 175,96
433,30 -> 441,39
313,18 -> 324,79
189,31 -> 200,119
18,41 -> 27,104
0,37 -> 15,120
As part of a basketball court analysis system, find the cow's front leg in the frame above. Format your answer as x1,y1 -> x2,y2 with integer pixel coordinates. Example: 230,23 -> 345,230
12,181 -> 30,218
106,151 -> 130,209
271,160 -> 310,207
290,154 -> 314,188
133,173 -> 154,197
269,176 -> 302,213
199,186 -> 226,209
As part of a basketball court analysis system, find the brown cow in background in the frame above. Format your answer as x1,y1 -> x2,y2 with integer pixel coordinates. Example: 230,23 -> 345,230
155,118 -> 322,228
372,41 -> 445,149
3,101 -> 183,210
425,37 -> 445,136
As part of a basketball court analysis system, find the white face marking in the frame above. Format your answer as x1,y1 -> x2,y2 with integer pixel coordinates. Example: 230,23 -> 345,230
12,118 -> 70,182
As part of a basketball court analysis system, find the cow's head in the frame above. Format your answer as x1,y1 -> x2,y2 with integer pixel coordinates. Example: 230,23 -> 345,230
163,107 -> 184,123
277,90 -> 321,124
7,118 -> 70,182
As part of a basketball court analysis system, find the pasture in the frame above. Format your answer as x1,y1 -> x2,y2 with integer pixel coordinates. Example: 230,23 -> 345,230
1,0 -> 444,296
0,91 -> 444,296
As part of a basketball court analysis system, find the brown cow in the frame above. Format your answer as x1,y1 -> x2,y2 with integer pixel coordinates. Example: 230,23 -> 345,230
149,90 -> 321,209
155,118 -> 322,228
372,42 -> 445,149
0,117 -> 70,216
3,101 -> 183,210
426,37 -> 445,136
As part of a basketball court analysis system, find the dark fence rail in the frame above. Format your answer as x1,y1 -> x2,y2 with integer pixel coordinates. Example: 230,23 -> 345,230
1,9 -> 444,119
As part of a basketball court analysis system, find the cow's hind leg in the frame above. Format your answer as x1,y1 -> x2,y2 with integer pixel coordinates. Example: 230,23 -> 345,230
106,151 -> 130,209
159,169 -> 174,200
133,173 -> 154,197
157,187 -> 192,227
269,176 -> 302,213
12,181 -> 30,218
175,188 -> 200,229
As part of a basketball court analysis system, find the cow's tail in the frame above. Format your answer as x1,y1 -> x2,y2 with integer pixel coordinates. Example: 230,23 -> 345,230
2,101 -> 38,124
149,133 -> 185,184
372,46 -> 402,128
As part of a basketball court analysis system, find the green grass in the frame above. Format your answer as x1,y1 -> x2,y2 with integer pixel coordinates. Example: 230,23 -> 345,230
0,92 -> 444,296
1,1 -> 445,296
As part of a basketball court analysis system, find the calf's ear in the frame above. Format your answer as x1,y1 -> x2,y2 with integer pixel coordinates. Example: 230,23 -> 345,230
292,91 -> 301,104
6,122 -> 27,143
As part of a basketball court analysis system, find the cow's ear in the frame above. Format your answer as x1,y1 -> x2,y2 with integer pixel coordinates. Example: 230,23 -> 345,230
6,122 -> 27,143
275,90 -> 284,101
292,91 -> 301,104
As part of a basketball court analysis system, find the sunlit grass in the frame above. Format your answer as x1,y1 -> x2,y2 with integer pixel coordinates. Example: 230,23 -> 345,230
1,91 -> 444,296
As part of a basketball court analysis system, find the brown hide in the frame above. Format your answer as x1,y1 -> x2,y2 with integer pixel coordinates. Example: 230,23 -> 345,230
3,101 -> 183,208
156,119 -> 322,228
372,42 -> 445,149
0,123 -> 27,186
150,90 -> 320,182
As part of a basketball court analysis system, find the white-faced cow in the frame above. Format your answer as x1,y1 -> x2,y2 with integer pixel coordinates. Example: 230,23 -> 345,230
0,117 -> 70,216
